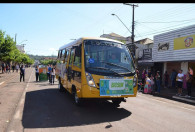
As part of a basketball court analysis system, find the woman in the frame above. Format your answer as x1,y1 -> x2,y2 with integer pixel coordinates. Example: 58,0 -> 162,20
176,69 -> 184,96
51,67 -> 55,84
164,71 -> 169,88
186,67 -> 193,98
150,74 -> 155,93
142,69 -> 147,91
35,66 -> 39,82
155,71 -> 161,93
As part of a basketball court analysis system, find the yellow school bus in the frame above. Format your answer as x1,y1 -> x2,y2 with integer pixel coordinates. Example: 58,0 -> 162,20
56,37 -> 137,106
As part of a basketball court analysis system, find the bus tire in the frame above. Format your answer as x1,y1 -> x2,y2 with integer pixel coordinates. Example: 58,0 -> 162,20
58,79 -> 64,92
112,99 -> 121,107
73,90 -> 82,106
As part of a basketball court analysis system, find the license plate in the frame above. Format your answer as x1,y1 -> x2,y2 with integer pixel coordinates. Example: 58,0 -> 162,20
100,79 -> 134,96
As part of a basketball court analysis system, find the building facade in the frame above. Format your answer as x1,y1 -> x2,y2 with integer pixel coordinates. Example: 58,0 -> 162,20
153,24 -> 195,86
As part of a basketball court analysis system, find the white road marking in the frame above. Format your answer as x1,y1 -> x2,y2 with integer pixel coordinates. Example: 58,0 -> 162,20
138,94 -> 195,112
0,81 -> 5,85
14,110 -> 20,119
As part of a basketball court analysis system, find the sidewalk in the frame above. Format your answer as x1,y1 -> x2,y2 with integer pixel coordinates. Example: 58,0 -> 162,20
141,86 -> 195,105
0,70 -> 19,84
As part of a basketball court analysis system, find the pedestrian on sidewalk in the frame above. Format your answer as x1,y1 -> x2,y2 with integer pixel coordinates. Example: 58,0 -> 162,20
176,69 -> 184,96
50,67 -> 55,84
6,64 -> 9,74
20,65 -> 25,82
150,74 -> 155,93
16,64 -> 19,73
47,64 -> 51,82
144,75 -> 152,94
142,69 -> 147,91
186,67 -> 193,98
155,71 -> 161,93
164,71 -> 169,88
1,62 -> 5,73
8,63 -> 11,73
170,69 -> 177,89
35,65 -> 39,82
12,64 -> 15,73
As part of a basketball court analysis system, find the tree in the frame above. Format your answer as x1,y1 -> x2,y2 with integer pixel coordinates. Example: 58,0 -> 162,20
0,33 -> 16,63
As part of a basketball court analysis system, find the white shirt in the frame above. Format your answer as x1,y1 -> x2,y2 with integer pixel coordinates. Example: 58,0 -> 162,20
177,73 -> 184,82
51,69 -> 55,75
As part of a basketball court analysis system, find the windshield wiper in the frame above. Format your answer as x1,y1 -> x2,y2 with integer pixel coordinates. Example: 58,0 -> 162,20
100,61 -> 132,73
87,67 -> 123,76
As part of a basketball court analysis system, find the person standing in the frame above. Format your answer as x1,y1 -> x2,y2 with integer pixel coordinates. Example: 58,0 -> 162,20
47,64 -> 51,81
150,74 -> 155,93
164,71 -> 169,88
12,64 -> 15,72
48,65 -> 52,84
51,67 -> 55,84
6,64 -> 9,74
170,69 -> 177,88
20,65 -> 25,82
35,66 -> 39,82
155,71 -> 161,93
176,69 -> 184,96
16,64 -> 19,73
141,69 -> 147,91
1,62 -> 5,73
186,67 -> 193,98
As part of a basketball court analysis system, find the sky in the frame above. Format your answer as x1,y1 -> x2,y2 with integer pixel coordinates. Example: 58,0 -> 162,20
1,3 -> 195,56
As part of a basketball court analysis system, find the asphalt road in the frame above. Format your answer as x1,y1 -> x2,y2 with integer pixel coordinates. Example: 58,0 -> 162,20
1,68 -> 195,132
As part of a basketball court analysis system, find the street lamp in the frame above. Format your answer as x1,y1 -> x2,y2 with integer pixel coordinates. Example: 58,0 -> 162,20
111,14 -> 132,35
18,40 -> 28,45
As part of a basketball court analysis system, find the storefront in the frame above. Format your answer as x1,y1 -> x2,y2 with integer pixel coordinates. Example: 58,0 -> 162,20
153,24 -> 195,86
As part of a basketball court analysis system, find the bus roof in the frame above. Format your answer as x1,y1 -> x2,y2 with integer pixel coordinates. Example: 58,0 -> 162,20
59,37 -> 124,50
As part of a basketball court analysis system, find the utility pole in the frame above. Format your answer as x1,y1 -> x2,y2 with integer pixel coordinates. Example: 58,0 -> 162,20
124,3 -> 138,67
15,34 -> 17,43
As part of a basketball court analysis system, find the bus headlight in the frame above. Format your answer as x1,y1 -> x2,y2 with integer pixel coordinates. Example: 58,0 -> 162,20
133,75 -> 137,87
86,72 -> 96,87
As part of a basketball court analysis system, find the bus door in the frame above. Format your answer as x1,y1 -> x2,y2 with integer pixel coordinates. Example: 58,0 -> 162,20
67,48 -> 75,92
71,44 -> 82,93
63,49 -> 70,89
59,49 -> 66,82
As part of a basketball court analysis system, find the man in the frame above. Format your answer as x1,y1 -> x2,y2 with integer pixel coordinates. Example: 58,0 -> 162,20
35,66 -> 39,82
20,65 -> 25,82
1,62 -> 5,73
170,69 -> 177,88
48,64 -> 52,83
108,53 -> 119,63
176,69 -> 184,96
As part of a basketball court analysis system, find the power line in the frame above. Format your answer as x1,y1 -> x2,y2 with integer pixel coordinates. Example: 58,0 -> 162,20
135,23 -> 195,40
137,18 -> 195,23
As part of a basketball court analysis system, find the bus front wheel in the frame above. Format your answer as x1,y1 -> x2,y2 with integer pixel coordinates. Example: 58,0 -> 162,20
58,79 -> 64,92
74,92 -> 82,106
112,99 -> 122,107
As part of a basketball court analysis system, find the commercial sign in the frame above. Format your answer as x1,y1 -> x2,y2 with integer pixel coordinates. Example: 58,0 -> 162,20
174,35 -> 195,50
158,43 -> 169,51
143,48 -> 152,60
99,79 -> 134,96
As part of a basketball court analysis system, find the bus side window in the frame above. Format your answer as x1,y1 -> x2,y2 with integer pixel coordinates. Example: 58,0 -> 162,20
73,44 -> 81,68
69,48 -> 75,66
59,50 -> 62,58
57,50 -> 60,59
65,49 -> 69,64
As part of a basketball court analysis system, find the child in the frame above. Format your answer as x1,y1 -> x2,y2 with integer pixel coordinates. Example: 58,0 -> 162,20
144,74 -> 152,94
150,74 -> 155,93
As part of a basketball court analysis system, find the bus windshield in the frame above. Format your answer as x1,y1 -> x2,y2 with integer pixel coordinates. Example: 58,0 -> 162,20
84,40 -> 135,76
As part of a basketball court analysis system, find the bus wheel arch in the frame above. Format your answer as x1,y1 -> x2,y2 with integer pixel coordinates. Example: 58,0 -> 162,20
72,85 -> 82,106
58,77 -> 64,92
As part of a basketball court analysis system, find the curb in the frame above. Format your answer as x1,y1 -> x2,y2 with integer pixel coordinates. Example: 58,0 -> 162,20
152,93 -> 195,105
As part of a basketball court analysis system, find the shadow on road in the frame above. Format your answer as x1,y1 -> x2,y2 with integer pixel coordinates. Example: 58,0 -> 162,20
22,89 -> 132,128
